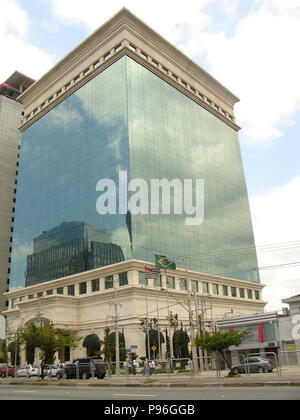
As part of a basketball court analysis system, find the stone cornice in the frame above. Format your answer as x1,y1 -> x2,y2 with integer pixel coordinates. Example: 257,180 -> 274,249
4,259 -> 264,308
17,8 -> 240,132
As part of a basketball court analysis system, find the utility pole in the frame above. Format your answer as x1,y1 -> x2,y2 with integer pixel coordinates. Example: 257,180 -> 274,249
182,259 -> 197,373
194,292 -> 204,371
144,277 -> 151,363
114,277 -> 120,375
155,281 -> 162,359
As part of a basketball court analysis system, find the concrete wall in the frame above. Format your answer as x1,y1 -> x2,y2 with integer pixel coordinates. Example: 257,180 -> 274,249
0,96 -> 22,314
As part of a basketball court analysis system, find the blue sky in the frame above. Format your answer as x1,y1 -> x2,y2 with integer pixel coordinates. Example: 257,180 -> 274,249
1,0 -> 300,311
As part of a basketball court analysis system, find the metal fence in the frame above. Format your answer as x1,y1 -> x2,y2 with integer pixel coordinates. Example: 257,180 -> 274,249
4,350 -> 300,380
278,350 -> 300,371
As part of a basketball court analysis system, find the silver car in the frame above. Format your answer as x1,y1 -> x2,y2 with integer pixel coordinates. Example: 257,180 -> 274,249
232,356 -> 274,374
16,365 -> 40,378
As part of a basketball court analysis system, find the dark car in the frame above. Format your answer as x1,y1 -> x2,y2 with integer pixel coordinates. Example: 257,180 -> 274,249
57,357 -> 106,380
0,365 -> 16,378
232,356 -> 274,374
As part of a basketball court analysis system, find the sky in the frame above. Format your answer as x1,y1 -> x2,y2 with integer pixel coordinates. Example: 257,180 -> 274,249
1,0 -> 300,312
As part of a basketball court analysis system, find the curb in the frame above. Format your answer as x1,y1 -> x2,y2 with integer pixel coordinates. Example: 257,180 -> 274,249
1,380 -> 300,388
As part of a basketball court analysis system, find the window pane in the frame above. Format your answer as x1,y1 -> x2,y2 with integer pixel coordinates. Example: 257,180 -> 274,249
222,285 -> 228,296
231,287 -> 237,297
68,285 -> 75,296
79,282 -> 87,294
180,278 -> 187,291
153,276 -> 162,288
202,282 -> 209,294
191,280 -> 198,292
139,272 -> 147,285
119,272 -> 128,286
92,279 -> 99,292
167,276 -> 175,289
213,284 -> 219,295
105,276 -> 114,289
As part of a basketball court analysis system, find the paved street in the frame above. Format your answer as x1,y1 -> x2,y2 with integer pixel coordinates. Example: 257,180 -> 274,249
0,384 -> 299,400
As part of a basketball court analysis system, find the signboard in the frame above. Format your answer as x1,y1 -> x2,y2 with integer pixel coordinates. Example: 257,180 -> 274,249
131,345 -> 138,349
0,315 -> 6,340
287,346 -> 296,351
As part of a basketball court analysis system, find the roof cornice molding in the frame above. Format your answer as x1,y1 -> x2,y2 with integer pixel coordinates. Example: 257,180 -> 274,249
18,8 -> 239,112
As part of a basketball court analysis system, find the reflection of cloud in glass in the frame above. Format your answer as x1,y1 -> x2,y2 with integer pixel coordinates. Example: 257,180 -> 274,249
126,56 -> 259,282
10,57 -> 131,291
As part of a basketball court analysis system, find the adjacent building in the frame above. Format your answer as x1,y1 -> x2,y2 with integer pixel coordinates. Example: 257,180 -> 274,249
4,9 -> 265,361
0,72 -> 34,314
217,294 -> 300,366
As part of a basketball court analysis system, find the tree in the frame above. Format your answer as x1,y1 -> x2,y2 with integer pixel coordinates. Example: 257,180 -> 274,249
173,323 -> 190,366
101,327 -> 126,363
139,318 -> 165,359
0,340 -> 7,363
194,329 -> 247,376
20,324 -> 80,379
2,323 -> 23,367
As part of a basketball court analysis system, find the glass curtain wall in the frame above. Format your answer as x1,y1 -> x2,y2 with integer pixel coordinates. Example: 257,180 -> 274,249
10,55 -> 260,290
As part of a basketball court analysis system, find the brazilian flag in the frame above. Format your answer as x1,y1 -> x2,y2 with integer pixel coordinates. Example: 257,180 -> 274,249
155,255 -> 176,270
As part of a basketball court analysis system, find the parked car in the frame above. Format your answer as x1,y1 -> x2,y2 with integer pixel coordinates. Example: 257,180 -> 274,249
43,365 -> 51,377
55,363 -> 67,379
0,365 -> 16,378
48,364 -> 59,377
57,357 -> 106,380
232,356 -> 274,374
16,365 -> 40,378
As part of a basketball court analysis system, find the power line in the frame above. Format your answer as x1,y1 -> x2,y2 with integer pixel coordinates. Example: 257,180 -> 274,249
214,260 -> 300,278
185,240 -> 300,261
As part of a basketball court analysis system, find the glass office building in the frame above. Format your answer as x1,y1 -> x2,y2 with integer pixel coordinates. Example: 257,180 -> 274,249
10,50 -> 260,291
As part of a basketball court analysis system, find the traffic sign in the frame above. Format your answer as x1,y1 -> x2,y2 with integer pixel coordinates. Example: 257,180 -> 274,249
151,345 -> 157,351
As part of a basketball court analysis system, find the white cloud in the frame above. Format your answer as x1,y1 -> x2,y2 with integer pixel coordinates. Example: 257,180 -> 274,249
250,174 -> 300,310
50,0 -> 212,45
0,0 -> 55,82
49,0 -> 300,144
199,8 -> 300,143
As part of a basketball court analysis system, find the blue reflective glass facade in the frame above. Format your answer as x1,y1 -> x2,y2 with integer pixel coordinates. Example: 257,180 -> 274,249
126,58 -> 260,283
10,55 -> 260,291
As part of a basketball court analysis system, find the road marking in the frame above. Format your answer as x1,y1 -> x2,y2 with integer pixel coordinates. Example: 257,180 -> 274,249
13,390 -> 38,393
113,394 -> 156,397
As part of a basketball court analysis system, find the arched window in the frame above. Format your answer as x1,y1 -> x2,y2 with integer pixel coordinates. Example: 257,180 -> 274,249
83,334 -> 101,357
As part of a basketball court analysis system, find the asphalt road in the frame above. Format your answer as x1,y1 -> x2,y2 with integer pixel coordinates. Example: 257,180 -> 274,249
0,385 -> 299,400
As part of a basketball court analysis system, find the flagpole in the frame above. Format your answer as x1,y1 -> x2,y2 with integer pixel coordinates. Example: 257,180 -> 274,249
144,273 -> 151,363
155,280 -> 162,360
165,268 -> 174,361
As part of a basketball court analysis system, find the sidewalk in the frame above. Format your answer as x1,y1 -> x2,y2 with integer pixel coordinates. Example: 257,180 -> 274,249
1,368 -> 300,388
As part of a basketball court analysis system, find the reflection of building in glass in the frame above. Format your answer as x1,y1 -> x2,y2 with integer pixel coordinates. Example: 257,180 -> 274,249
26,222 -> 124,286
10,9 -> 260,293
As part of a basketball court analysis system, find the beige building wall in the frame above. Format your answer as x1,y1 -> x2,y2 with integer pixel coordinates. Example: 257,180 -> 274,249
0,95 -> 22,314
4,260 -> 266,363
